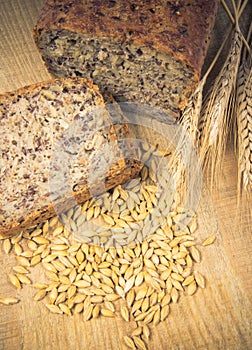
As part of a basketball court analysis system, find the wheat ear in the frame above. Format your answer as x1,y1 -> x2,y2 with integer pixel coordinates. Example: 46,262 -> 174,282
198,0 -> 245,184
168,4 -> 235,196
179,24 -> 233,149
237,62 -> 252,193
200,29 -> 242,173
198,0 -> 251,185
178,79 -> 205,147
236,14 -> 252,195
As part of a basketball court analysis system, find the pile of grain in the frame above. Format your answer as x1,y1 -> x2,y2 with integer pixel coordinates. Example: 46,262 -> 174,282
0,142 -> 215,350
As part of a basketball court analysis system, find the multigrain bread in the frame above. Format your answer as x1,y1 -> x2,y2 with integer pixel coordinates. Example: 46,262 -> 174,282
0,78 -> 142,236
34,0 -> 219,118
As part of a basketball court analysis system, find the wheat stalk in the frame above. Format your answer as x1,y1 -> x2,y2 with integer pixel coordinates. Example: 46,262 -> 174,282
198,0 -> 251,185
168,2 -> 235,196
172,16 -> 233,173
237,62 -> 252,193
236,14 -> 252,195
179,0 -> 243,155
179,25 -> 233,149
170,0 -> 249,195
198,14 -> 243,182
178,79 -> 205,147
168,80 -> 205,198
221,0 -> 251,54
169,80 -> 205,197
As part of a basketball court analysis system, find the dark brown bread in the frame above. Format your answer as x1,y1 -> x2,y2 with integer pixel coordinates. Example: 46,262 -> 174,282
0,78 -> 142,236
34,0 -> 219,118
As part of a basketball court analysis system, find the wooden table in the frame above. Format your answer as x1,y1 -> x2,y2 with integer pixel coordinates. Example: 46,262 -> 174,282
0,1 -> 251,349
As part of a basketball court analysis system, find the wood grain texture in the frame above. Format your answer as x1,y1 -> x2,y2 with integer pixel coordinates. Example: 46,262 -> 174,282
0,0 -> 51,93
0,1 -> 251,349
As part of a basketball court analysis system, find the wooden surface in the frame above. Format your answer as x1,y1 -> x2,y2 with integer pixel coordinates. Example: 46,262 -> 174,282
0,1 -> 251,349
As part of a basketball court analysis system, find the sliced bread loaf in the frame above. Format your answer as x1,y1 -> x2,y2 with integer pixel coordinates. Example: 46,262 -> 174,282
0,78 -> 142,236
34,0 -> 218,118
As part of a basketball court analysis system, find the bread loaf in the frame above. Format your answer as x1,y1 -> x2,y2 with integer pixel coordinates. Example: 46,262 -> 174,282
0,78 -> 142,236
34,0 -> 218,118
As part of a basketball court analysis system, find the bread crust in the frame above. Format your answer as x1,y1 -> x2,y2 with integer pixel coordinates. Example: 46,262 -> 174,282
0,165 -> 141,237
0,77 -> 101,106
34,0 -> 219,82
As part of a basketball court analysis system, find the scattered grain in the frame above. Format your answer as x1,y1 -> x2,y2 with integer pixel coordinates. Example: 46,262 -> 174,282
124,335 -> 136,350
202,235 -> 216,246
161,304 -> 170,321
92,304 -> 100,318
187,281 -> 197,296
16,274 -> 31,285
182,275 -> 195,286
0,297 -> 19,305
190,246 -> 201,263
45,304 -> 63,314
34,289 -> 47,301
153,308 -> 161,326
131,327 -> 143,337
3,239 -> 12,254
15,256 -> 30,267
8,274 -> 21,289
101,308 -> 115,317
132,336 -> 147,350
12,266 -> 29,274
59,303 -> 71,316
32,283 -> 48,289
0,142 -> 217,350
121,306 -> 130,322
194,272 -> 205,288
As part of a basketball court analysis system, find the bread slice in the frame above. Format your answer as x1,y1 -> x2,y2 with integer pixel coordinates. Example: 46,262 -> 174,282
34,0 -> 218,118
0,78 -> 142,236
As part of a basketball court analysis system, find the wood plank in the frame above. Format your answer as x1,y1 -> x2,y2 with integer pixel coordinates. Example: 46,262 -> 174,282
0,1 -> 251,349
